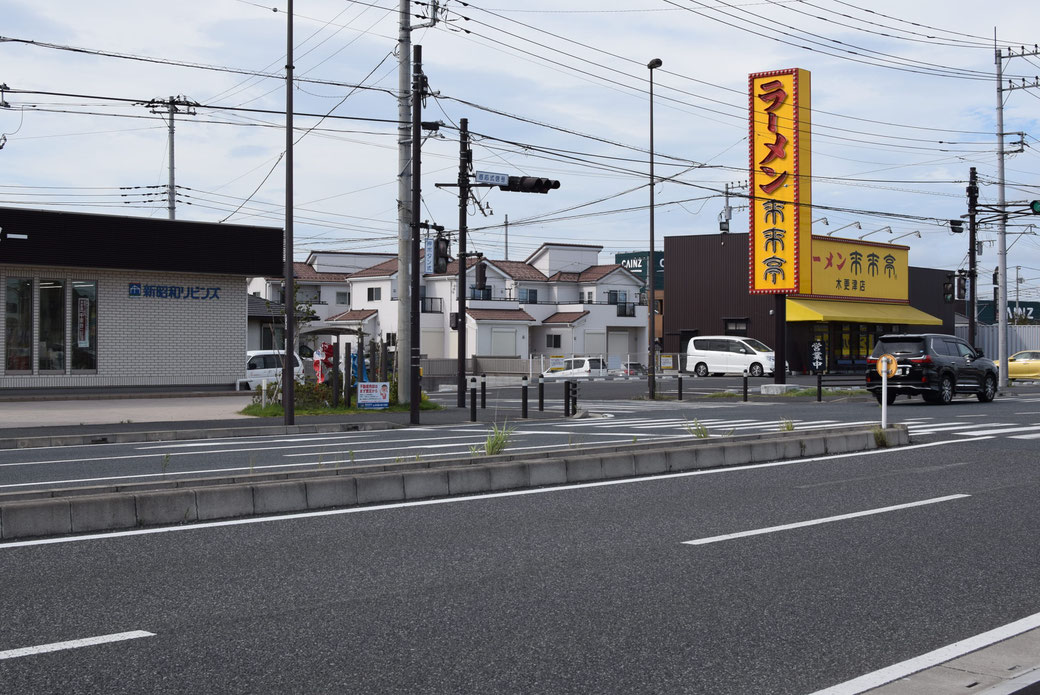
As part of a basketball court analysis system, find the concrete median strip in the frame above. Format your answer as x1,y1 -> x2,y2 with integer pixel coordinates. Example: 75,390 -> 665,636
0,424 -> 908,541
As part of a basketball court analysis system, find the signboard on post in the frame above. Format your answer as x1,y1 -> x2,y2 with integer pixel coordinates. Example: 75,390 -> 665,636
809,339 -> 825,372
357,382 -> 391,409
475,171 -> 509,186
424,238 -> 434,275
748,68 -> 812,295
549,355 -> 565,371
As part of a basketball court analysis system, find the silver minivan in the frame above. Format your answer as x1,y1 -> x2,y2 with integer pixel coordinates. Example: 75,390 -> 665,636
542,356 -> 607,379
685,336 -> 777,377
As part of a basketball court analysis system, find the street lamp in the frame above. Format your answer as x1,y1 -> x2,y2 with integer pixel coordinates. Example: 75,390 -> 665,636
858,225 -> 892,239
889,230 -> 921,243
647,57 -> 662,400
812,217 -> 829,226
825,221 -> 861,236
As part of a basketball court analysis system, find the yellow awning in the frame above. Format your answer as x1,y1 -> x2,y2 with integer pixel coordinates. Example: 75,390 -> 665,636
786,298 -> 942,325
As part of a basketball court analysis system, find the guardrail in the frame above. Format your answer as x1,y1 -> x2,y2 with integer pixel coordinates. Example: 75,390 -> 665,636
816,372 -> 866,402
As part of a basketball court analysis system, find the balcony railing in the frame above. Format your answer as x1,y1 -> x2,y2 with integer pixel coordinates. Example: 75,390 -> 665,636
616,302 -> 636,317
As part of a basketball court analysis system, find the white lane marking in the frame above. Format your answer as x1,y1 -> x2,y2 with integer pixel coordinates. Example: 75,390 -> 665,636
806,611 -> 1040,694
0,438 -> 989,549
907,423 -> 1001,434
958,424 -> 1040,436
136,433 -> 372,449
0,631 -> 154,660
1010,433 -> 1040,440
683,494 -> 969,547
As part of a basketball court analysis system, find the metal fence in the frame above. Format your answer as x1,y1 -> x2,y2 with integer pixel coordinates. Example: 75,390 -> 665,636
420,353 -> 685,379
955,325 -> 1040,358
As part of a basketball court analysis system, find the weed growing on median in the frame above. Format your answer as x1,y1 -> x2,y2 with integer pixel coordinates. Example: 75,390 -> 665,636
160,453 -> 171,478
683,418 -> 710,438
483,421 -> 516,456
872,426 -> 889,448
779,417 -> 795,432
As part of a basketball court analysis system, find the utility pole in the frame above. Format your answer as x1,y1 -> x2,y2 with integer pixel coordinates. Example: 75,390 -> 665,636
456,118 -> 470,408
967,166 -> 979,346
504,214 -> 509,260
410,44 -> 425,425
145,96 -> 197,219
993,39 -> 1040,387
283,0 -> 296,425
396,1 -> 440,404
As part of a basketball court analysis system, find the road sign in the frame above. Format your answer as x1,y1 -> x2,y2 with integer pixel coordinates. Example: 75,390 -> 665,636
474,171 -> 508,186
424,238 -> 434,275
876,353 -> 897,378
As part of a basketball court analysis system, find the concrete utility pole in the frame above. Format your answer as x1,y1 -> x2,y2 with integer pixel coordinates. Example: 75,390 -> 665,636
967,166 -> 979,346
146,96 -> 197,219
397,0 -> 440,404
993,39 -> 1040,387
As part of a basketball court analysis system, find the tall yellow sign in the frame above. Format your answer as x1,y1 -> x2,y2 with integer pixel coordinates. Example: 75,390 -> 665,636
748,68 -> 812,294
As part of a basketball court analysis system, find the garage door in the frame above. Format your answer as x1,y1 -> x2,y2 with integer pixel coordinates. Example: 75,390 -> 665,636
607,330 -> 628,359
490,328 -> 516,356
421,329 -> 444,358
585,331 -> 606,355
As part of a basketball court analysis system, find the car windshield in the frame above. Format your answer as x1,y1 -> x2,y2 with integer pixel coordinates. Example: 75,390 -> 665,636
742,338 -> 771,352
873,339 -> 925,357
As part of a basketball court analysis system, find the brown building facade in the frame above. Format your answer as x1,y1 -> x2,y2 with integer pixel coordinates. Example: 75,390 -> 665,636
663,233 -> 954,374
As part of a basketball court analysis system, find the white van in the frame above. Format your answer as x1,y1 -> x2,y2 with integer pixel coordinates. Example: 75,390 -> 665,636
241,350 -> 304,390
542,356 -> 607,379
685,336 -> 777,377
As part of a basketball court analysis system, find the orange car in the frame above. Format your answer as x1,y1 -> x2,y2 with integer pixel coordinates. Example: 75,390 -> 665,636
994,350 -> 1040,381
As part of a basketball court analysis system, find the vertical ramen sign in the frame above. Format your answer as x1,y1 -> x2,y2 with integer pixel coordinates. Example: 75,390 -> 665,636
748,68 -> 812,295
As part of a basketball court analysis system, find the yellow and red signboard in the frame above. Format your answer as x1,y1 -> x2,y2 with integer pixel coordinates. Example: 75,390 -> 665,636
807,237 -> 909,302
748,68 -> 812,294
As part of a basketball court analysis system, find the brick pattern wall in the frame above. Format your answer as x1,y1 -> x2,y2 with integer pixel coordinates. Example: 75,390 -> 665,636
1,266 -> 246,388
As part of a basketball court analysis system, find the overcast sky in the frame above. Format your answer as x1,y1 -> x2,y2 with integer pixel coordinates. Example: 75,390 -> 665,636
3,1 -> 1040,298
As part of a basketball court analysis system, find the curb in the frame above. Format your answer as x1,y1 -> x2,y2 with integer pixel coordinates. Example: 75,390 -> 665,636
0,424 -> 908,541
0,421 -> 400,451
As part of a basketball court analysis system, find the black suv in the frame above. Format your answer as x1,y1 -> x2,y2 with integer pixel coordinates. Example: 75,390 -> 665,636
865,333 -> 998,405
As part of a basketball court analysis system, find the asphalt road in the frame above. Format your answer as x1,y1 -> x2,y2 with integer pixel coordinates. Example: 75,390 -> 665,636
2,380 -> 1040,494
1,431 -> 1038,693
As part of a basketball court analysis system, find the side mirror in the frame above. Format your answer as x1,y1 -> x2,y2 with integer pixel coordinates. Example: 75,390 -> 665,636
974,347 -> 984,358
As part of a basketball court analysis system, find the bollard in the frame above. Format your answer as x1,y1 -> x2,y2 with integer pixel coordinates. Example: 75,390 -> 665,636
470,377 -> 477,422
678,375 -> 683,401
564,381 -> 572,417
743,371 -> 749,402
817,371 -> 823,402
570,380 -> 578,414
521,376 -> 529,419
480,373 -> 487,409
538,375 -> 545,411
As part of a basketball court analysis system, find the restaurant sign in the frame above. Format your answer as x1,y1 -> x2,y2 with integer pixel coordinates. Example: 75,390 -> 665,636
748,68 -> 812,295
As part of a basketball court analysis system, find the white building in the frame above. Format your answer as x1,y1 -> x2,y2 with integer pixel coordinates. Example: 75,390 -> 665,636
255,243 -> 648,366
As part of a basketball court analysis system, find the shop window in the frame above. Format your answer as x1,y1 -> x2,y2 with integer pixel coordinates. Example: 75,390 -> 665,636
39,279 -> 66,372
5,278 -> 32,372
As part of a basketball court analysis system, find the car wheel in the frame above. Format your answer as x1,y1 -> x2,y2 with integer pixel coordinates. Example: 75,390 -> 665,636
694,362 -> 709,377
874,390 -> 897,405
938,374 -> 954,405
977,374 -> 996,403
749,363 -> 764,377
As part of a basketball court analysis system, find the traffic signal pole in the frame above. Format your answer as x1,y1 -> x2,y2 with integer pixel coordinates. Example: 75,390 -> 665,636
457,119 -> 469,408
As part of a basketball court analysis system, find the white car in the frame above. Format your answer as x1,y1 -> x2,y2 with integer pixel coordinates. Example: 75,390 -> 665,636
241,350 -> 304,390
685,336 -> 777,377
542,357 -> 607,379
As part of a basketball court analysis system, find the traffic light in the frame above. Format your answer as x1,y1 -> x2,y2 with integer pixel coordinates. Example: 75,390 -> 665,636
956,274 -> 966,300
993,269 -> 999,285
1030,200 -> 1040,214
943,276 -> 954,303
499,176 -> 561,194
433,235 -> 449,274
474,262 -> 487,291
949,219 -> 964,233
